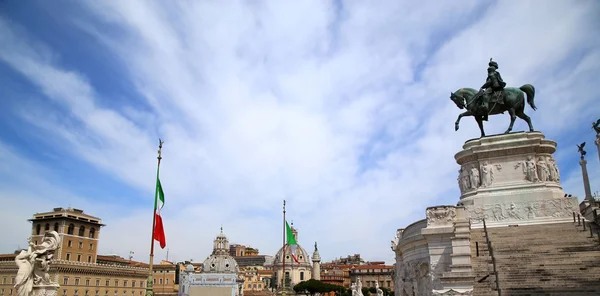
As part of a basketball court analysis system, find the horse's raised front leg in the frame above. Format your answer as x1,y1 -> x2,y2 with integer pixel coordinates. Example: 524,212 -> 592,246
505,108 -> 516,134
476,116 -> 485,137
455,111 -> 472,131
516,109 -> 534,132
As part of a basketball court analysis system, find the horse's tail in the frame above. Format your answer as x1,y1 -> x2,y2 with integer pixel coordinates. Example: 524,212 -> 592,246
520,84 -> 536,111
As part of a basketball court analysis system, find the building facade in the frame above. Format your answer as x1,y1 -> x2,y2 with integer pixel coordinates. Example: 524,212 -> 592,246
178,229 -> 241,296
0,208 -> 149,296
349,264 -> 394,291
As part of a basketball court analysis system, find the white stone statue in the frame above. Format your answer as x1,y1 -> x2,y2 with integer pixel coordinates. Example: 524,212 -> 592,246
15,231 -> 61,296
523,156 -> 539,182
480,161 -> 494,187
458,167 -> 471,192
469,165 -> 480,189
356,277 -> 364,296
375,281 -> 384,296
548,157 -> 560,182
545,157 -> 557,182
536,157 -> 549,181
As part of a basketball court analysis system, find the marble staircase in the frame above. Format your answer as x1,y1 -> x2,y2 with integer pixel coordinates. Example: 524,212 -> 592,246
471,221 -> 600,296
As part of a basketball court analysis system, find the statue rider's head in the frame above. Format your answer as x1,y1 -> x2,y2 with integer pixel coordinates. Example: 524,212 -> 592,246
488,58 -> 498,69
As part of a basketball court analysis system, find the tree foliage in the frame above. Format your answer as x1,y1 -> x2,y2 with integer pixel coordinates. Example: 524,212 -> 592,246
293,279 -> 346,295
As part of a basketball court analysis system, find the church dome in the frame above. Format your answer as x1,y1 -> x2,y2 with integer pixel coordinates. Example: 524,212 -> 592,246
272,226 -> 312,267
201,227 -> 239,273
273,244 -> 311,266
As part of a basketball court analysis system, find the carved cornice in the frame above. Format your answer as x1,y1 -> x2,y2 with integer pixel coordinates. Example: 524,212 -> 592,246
455,132 -> 556,165
8,260 -> 151,277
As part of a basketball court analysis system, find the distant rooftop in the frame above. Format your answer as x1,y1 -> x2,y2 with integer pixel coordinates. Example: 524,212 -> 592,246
28,207 -> 105,226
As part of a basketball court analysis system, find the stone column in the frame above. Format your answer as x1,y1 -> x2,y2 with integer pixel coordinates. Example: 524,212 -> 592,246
594,134 -> 600,160
580,158 -> 593,200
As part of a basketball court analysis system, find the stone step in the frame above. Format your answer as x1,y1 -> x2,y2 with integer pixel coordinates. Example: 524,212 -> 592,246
472,222 -> 600,295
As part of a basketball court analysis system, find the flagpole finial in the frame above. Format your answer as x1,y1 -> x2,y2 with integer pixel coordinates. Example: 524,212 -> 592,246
158,139 -> 164,160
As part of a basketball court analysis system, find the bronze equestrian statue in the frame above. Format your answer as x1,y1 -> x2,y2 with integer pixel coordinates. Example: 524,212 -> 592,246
450,59 -> 537,138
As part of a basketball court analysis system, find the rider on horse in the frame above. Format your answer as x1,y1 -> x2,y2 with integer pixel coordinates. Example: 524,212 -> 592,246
479,58 -> 506,121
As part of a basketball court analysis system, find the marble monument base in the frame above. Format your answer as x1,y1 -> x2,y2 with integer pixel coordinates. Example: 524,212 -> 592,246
455,132 -> 579,228
32,285 -> 59,296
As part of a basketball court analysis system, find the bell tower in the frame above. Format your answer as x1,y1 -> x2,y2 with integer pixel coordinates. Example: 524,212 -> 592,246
29,207 -> 105,262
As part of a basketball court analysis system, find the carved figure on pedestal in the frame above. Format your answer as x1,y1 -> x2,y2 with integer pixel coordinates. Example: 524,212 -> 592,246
350,283 -> 357,296
592,119 -> 600,135
457,169 -> 464,192
459,167 -> 471,192
469,165 -> 480,189
354,277 -> 364,296
480,161 -> 494,187
521,156 -> 539,182
15,231 -> 61,296
505,203 -> 523,220
545,157 -> 558,182
375,282 -> 384,296
577,142 -> 586,160
427,207 -> 457,227
536,157 -> 549,181
491,204 -> 505,221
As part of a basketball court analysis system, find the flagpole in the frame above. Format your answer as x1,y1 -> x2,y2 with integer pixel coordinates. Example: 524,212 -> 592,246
282,200 -> 286,295
146,139 -> 164,296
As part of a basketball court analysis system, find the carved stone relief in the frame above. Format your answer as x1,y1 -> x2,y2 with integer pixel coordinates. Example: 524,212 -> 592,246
536,157 -> 549,181
479,161 -> 494,188
466,198 -> 575,224
396,260 -> 432,296
547,157 -> 560,182
427,207 -> 457,227
514,155 -> 539,182
391,229 -> 404,251
433,290 -> 473,296
469,165 -> 480,189
458,167 -> 471,193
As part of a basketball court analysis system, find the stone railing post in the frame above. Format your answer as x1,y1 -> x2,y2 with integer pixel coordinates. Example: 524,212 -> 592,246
580,158 -> 593,200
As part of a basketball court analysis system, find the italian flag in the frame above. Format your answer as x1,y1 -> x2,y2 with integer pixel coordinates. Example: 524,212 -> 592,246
153,177 -> 166,249
286,221 -> 299,264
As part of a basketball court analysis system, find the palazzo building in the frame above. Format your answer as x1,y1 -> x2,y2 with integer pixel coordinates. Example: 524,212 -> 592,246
0,208 -> 148,296
0,207 -> 178,296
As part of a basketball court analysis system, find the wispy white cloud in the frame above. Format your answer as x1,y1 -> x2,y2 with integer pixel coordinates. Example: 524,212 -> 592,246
0,0 -> 599,264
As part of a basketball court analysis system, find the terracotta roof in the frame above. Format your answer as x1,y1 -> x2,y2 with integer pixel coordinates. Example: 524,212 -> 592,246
0,254 -> 16,261
351,264 -> 394,269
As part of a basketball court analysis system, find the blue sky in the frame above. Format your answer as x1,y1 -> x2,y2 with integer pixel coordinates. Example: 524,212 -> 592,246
1,0 -> 599,264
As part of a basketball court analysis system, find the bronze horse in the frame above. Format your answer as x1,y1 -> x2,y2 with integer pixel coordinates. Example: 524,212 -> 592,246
450,84 -> 537,137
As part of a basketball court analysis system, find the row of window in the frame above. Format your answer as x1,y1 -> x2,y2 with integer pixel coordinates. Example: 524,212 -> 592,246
364,280 -> 392,288
62,278 -> 145,288
352,268 -> 392,273
35,223 -> 96,238
64,253 -> 94,263
1,277 -> 15,285
152,278 -> 170,285
56,290 -> 145,296
284,271 -> 305,281
246,283 -> 263,290
66,240 -> 94,250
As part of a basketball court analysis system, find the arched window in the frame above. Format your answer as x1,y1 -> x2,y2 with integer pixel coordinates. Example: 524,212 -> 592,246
68,224 -> 75,235
89,228 -> 96,239
44,223 -> 50,231
54,223 -> 59,232
79,226 -> 85,237
36,224 -> 41,235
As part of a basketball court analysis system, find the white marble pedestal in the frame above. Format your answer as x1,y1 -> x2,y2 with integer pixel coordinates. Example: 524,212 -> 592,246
32,285 -> 59,296
455,132 -> 578,228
